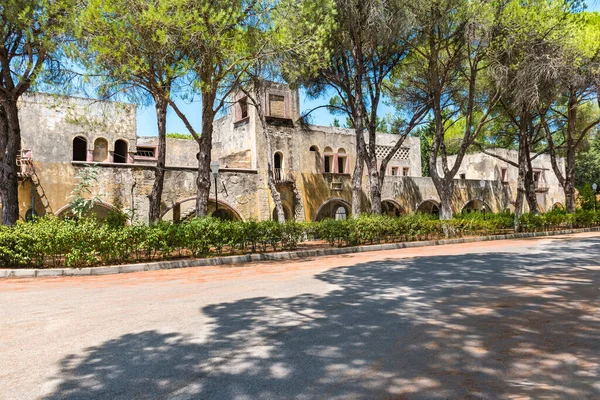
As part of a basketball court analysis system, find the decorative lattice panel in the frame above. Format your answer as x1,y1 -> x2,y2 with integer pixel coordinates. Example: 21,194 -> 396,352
375,145 -> 410,160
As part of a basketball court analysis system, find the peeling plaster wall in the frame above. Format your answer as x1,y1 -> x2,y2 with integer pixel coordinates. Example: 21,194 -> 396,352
8,87 -> 566,224
441,150 -> 566,212
19,93 -> 136,163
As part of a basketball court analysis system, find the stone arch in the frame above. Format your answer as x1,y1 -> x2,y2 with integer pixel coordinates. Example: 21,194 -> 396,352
160,196 -> 243,222
274,151 -> 283,169
72,136 -> 88,161
92,137 -> 109,162
113,139 -> 128,163
382,199 -> 406,217
314,198 -> 352,221
552,202 -> 564,210
416,199 -> 440,216
272,204 -> 292,222
54,200 -> 121,220
461,199 -> 492,214
309,145 -> 321,171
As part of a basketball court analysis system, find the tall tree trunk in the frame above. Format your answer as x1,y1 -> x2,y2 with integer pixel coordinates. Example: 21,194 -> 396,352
522,135 -> 539,214
516,108 -> 539,215
0,99 -> 21,226
436,177 -> 454,220
148,99 -> 168,222
351,91 -> 366,217
367,156 -> 381,215
195,93 -> 215,217
514,180 -> 525,231
351,144 -> 364,217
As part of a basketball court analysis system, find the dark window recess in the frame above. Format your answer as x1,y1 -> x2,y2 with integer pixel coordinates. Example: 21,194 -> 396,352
240,97 -> 248,119
338,157 -> 346,174
324,155 -> 332,173
460,173 -> 466,180
135,147 -> 156,158
501,168 -> 508,182
73,136 -> 87,161
403,167 -> 409,177
114,139 -> 128,163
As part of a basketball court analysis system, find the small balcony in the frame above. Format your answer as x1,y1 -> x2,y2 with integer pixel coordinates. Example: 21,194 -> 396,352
16,152 -> 33,179
273,168 -> 295,184
534,181 -> 549,192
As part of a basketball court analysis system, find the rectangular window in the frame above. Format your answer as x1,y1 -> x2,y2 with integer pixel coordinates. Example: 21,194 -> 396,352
239,97 -> 248,119
269,94 -> 285,118
391,167 -> 398,176
501,168 -> 508,182
533,170 -> 542,188
134,146 -> 156,158
403,167 -> 409,177
337,156 -> 346,174
324,155 -> 332,173
460,173 -> 466,180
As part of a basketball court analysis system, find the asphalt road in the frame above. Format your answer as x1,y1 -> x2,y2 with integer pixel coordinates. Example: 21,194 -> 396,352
2,232 -> 600,400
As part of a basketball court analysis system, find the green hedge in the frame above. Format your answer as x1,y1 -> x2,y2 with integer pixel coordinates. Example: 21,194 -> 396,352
0,209 -> 598,269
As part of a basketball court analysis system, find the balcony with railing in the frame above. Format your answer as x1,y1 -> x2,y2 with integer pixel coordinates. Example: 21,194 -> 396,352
16,151 -> 33,179
273,168 -> 295,184
534,180 -> 549,192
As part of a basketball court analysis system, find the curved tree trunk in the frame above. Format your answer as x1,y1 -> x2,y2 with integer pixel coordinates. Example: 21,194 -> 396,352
0,99 -> 21,226
253,88 -> 285,223
148,99 -> 168,223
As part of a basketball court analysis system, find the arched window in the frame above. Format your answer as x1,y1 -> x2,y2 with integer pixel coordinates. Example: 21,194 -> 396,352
337,148 -> 347,173
92,138 -> 109,162
274,152 -> 283,180
73,136 -> 87,161
114,139 -> 128,164
323,147 -> 334,173
309,145 -> 319,152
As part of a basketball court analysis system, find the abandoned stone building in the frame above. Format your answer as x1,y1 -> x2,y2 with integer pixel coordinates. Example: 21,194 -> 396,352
7,83 -> 566,224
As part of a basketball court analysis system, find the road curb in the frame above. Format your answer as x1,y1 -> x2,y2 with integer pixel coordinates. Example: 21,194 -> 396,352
1,227 -> 598,279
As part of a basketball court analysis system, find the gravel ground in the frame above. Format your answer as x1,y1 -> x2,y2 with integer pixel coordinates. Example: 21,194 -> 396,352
1,232 -> 600,400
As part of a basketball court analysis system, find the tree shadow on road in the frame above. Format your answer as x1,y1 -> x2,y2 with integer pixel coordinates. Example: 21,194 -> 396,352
46,237 -> 600,399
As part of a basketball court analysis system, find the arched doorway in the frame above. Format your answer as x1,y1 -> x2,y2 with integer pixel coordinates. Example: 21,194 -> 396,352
314,198 -> 351,221
416,200 -> 440,217
272,205 -> 291,222
212,209 -> 236,220
160,197 -> 243,222
114,139 -> 128,163
382,200 -> 406,217
55,201 -> 121,221
73,136 -> 87,161
461,199 -> 491,214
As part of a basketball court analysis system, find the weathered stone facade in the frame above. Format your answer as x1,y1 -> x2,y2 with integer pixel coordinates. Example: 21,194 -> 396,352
6,84 -> 565,224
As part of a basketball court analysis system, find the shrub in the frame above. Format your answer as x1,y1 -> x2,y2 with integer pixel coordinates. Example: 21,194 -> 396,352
1,209 -> 599,269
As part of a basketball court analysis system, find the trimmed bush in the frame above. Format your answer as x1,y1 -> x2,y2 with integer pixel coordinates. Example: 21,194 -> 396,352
0,209 -> 598,269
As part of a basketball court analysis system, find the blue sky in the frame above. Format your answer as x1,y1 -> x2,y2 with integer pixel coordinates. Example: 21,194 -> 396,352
136,1 -> 600,137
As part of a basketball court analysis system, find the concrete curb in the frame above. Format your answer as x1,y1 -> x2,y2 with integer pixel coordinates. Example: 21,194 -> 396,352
1,227 -> 598,279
